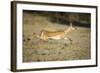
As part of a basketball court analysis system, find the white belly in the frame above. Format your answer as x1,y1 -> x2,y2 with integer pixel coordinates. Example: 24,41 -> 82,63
48,36 -> 61,40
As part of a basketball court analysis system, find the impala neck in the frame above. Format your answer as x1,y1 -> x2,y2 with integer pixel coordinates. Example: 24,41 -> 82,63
65,22 -> 75,34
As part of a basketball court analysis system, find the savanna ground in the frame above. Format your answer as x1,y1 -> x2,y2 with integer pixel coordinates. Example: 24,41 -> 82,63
23,11 -> 91,62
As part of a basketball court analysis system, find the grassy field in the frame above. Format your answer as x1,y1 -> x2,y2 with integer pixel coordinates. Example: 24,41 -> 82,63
23,11 -> 91,62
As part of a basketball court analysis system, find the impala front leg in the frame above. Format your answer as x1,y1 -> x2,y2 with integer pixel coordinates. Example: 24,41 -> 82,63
64,37 -> 72,44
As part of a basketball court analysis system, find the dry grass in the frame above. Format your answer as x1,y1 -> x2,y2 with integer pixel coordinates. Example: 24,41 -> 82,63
23,12 -> 91,62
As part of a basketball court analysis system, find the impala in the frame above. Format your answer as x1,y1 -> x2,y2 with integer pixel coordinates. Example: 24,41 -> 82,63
34,23 -> 76,41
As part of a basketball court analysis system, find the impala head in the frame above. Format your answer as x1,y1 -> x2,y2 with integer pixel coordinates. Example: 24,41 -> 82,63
69,25 -> 76,31
65,23 -> 76,34
69,22 -> 77,30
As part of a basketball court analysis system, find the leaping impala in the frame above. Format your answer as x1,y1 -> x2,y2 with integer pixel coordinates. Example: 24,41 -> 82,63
33,22 -> 76,42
